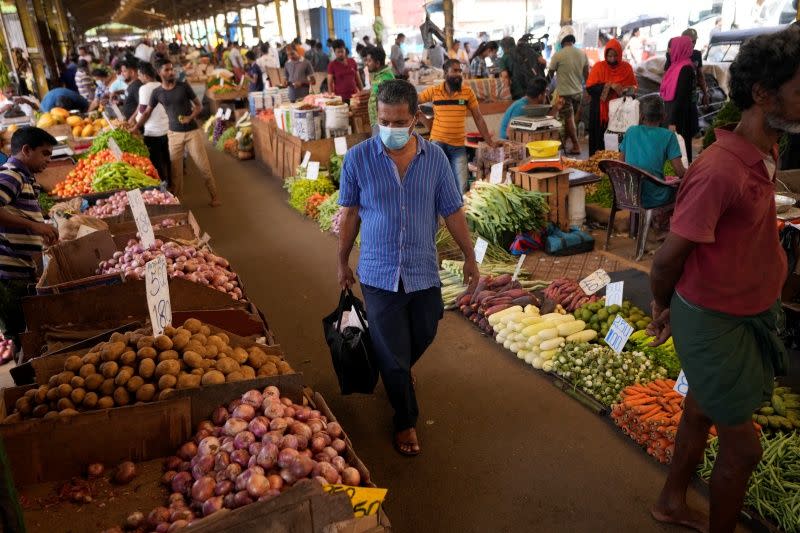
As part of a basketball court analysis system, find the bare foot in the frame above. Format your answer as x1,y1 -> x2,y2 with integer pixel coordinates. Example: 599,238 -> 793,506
651,504 -> 709,533
394,428 -> 420,456
209,199 -> 221,207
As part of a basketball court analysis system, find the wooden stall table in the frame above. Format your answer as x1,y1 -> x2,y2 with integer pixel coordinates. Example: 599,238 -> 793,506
206,88 -> 249,116
508,125 -> 561,144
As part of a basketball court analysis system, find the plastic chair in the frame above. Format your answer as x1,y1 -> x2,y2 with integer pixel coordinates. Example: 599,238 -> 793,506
598,160 -> 681,261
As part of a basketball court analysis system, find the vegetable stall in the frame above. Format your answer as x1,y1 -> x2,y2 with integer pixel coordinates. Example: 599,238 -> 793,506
0,134 -> 391,531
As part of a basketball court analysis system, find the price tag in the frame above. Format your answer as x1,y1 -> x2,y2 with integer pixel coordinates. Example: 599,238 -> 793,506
102,111 -> 117,129
199,232 -> 211,245
301,151 -> 311,168
334,136 -> 348,156
219,78 -> 224,87
215,108 -> 224,118
605,281 -> 624,307
323,484 -> 387,517
474,237 -> 489,264
224,107 -> 232,120
145,255 -> 172,336
187,211 -> 201,237
306,161 -> 320,180
505,171 -> 512,184
489,162 -> 503,184
579,269 -> 611,295
108,137 -> 123,161
127,189 -> 155,248
363,66 -> 371,89
76,225 -> 98,238
674,370 -> 689,397
239,75 -> 246,87
512,254 -> 526,282
604,315 -> 635,354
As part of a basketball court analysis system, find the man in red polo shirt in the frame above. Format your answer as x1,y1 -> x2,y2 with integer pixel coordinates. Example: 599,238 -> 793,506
647,26 -> 800,533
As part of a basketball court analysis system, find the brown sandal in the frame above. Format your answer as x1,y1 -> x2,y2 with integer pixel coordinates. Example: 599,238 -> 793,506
393,429 -> 420,457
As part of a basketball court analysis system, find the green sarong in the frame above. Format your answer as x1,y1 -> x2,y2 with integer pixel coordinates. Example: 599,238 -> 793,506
670,292 -> 788,427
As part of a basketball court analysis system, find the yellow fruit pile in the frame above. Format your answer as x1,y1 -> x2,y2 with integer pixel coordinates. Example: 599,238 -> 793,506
35,107 -> 109,138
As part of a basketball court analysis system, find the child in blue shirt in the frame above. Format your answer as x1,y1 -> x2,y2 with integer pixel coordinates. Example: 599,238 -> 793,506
498,77 -> 559,140
619,95 -> 686,208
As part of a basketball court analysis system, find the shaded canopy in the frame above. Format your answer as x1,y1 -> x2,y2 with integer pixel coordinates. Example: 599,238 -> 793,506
65,0 -> 277,34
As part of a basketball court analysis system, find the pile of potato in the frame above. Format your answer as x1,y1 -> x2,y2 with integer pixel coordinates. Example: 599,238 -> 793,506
4,319 -> 292,422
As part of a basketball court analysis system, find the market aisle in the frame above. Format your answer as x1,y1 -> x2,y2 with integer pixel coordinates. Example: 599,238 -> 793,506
180,149 -> 742,533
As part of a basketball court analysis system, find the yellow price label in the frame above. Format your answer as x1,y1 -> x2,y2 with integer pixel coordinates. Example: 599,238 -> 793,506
323,484 -> 387,517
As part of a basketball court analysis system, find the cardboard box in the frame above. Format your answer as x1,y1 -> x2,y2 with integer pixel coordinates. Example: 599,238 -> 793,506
107,211 -> 200,248
37,230 -> 123,294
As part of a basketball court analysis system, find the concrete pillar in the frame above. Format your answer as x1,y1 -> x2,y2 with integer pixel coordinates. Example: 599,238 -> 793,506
254,4 -> 261,42
373,0 -> 382,45
442,0 -> 453,49
326,0 -> 335,38
560,0 -> 572,25
14,0 -> 48,96
292,0 -> 300,39
275,0 -> 284,40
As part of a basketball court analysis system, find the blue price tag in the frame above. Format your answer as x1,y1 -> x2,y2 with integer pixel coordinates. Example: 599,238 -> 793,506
604,315 -> 634,353
674,370 -> 689,397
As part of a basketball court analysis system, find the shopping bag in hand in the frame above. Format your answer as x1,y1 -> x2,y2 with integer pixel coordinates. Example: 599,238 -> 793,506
322,289 -> 379,395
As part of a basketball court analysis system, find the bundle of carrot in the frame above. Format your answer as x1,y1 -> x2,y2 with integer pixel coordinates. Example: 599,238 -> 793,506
612,380 -> 764,465
611,380 -> 683,464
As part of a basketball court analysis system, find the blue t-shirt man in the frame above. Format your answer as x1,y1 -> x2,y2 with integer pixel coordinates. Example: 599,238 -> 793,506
498,77 -> 550,140
40,88 -> 89,112
620,125 -> 682,208
498,97 -> 529,140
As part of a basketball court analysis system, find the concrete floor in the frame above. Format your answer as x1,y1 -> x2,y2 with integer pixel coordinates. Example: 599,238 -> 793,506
175,146 -> 745,533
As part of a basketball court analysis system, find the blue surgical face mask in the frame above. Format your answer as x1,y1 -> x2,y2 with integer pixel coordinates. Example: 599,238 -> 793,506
379,124 -> 413,150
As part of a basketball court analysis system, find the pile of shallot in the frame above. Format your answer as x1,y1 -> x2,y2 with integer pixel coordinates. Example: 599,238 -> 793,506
84,190 -> 179,218
97,239 -> 243,300
153,218 -> 186,230
129,386 -> 361,531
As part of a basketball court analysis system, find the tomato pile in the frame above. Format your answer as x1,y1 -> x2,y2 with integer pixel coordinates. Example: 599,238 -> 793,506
52,151 -> 159,198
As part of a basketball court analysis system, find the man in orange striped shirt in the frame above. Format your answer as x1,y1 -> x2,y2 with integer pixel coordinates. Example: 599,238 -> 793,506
418,59 -> 495,191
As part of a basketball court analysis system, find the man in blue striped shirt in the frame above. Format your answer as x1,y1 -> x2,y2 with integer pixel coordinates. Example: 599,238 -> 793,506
0,127 -> 58,349
338,80 -> 479,456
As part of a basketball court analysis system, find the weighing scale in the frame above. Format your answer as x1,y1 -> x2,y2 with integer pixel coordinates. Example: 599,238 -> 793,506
508,116 -> 562,132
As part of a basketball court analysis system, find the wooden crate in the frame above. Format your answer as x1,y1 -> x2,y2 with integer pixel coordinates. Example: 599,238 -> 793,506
252,117 -> 277,175
206,88 -> 249,115
272,129 -> 370,180
509,126 -> 561,145
509,167 -> 571,230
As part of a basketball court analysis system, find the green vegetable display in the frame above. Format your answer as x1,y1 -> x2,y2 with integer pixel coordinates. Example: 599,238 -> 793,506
465,182 -> 549,247
551,342 -> 669,406
627,330 -> 681,379
586,176 -> 614,208
38,192 -> 55,216
753,386 -> 800,432
328,154 -> 344,187
88,130 -> 149,157
215,127 -> 236,151
573,300 -> 651,338
317,191 -> 340,232
700,433 -> 800,532
284,176 -> 336,214
91,162 -> 160,192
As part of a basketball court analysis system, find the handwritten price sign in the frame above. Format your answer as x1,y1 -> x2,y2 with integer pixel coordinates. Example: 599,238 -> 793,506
579,269 -> 611,296
604,315 -> 634,354
605,281 -> 624,307
323,484 -> 387,517
127,189 -> 155,248
145,255 -> 171,336
474,237 -> 489,264
674,370 -> 689,397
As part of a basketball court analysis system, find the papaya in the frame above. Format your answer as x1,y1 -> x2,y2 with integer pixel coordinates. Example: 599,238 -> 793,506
66,115 -> 82,127
81,124 -> 94,138
72,125 -> 82,137
36,113 -> 54,128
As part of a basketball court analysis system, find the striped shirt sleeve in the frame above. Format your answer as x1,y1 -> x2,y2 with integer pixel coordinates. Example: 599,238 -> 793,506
0,172 -> 21,206
466,88 -> 479,111
338,154 -> 360,207
434,151 -> 463,217
418,86 -> 433,104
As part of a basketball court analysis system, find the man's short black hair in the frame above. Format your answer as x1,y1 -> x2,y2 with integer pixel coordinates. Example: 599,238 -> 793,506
332,39 -> 346,50
396,33 -> 405,40
77,59 -> 89,70
155,58 -> 172,71
376,79 -> 418,116
138,61 -> 158,80
442,59 -> 460,73
10,127 -> 57,155
364,46 -> 386,66
91,68 -> 108,78
120,58 -> 139,70
729,25 -> 800,110
561,34 -> 576,46
525,77 -> 548,98
245,50 -> 256,61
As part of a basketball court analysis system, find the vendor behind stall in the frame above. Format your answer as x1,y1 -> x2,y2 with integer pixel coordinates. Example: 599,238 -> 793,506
0,127 -> 58,351
0,83 -> 39,120
285,46 -> 315,103
498,77 -> 556,140
619,95 -> 686,209
418,59 -> 495,191
40,87 -> 88,113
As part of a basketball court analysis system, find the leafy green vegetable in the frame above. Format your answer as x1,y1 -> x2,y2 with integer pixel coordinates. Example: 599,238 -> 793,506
92,162 -> 160,192
465,182 -> 549,247
88,130 -> 149,157
627,330 -> 681,379
328,154 -> 344,187
216,127 -> 236,151
586,176 -> 614,208
284,176 -> 336,213
38,192 -> 55,216
317,191 -> 340,232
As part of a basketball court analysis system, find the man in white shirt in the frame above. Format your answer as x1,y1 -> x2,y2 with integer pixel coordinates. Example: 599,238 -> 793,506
135,40 -> 155,65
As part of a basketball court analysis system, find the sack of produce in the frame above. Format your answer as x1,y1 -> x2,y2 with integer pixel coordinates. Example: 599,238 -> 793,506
54,213 -> 109,241
322,289 -> 378,395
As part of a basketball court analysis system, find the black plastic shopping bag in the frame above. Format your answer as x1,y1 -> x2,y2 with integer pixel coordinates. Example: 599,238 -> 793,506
322,289 -> 379,395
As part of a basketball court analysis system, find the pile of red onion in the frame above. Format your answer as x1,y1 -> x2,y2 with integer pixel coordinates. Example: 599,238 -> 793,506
84,190 -> 179,218
133,386 -> 360,532
96,239 -> 243,300
152,218 -> 186,230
